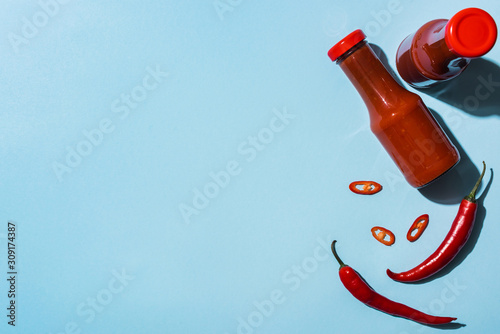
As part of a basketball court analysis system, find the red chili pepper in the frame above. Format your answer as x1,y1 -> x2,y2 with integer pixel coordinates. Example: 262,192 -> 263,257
407,214 -> 429,242
371,226 -> 395,246
388,161 -> 486,282
331,241 -> 457,325
349,181 -> 382,195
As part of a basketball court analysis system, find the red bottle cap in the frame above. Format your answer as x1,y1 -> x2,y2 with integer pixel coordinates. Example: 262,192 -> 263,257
445,8 -> 497,58
328,29 -> 366,61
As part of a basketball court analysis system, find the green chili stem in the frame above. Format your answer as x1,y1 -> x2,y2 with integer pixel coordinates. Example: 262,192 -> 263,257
465,161 -> 486,203
331,240 -> 346,268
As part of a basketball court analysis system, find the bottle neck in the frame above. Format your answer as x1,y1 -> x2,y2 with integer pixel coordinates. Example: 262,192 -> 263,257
337,41 -> 408,114
413,20 -> 469,80
427,21 -> 460,58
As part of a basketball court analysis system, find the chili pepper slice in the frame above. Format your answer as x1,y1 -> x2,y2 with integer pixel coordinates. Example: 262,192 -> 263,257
331,240 -> 457,325
407,214 -> 429,242
371,226 -> 395,246
388,161 -> 487,282
349,181 -> 382,195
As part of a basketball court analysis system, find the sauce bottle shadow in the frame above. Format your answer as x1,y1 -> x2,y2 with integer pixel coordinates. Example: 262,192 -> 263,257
415,58 -> 500,117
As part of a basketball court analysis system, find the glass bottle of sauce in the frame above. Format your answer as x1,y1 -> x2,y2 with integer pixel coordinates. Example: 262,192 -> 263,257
396,7 -> 497,88
328,29 -> 460,188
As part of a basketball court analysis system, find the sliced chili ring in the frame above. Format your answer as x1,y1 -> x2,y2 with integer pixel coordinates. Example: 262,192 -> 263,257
349,181 -> 382,195
407,214 -> 429,242
371,226 -> 395,246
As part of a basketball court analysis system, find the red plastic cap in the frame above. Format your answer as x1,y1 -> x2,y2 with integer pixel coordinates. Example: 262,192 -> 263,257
445,7 -> 497,58
328,29 -> 366,61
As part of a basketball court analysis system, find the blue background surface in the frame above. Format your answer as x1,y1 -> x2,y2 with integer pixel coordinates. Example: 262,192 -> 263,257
1,0 -> 499,333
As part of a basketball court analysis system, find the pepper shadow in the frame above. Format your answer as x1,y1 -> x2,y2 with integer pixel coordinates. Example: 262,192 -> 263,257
352,269 -> 465,329
409,168 -> 493,285
415,58 -> 500,117
425,322 -> 466,330
417,109 -> 480,204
